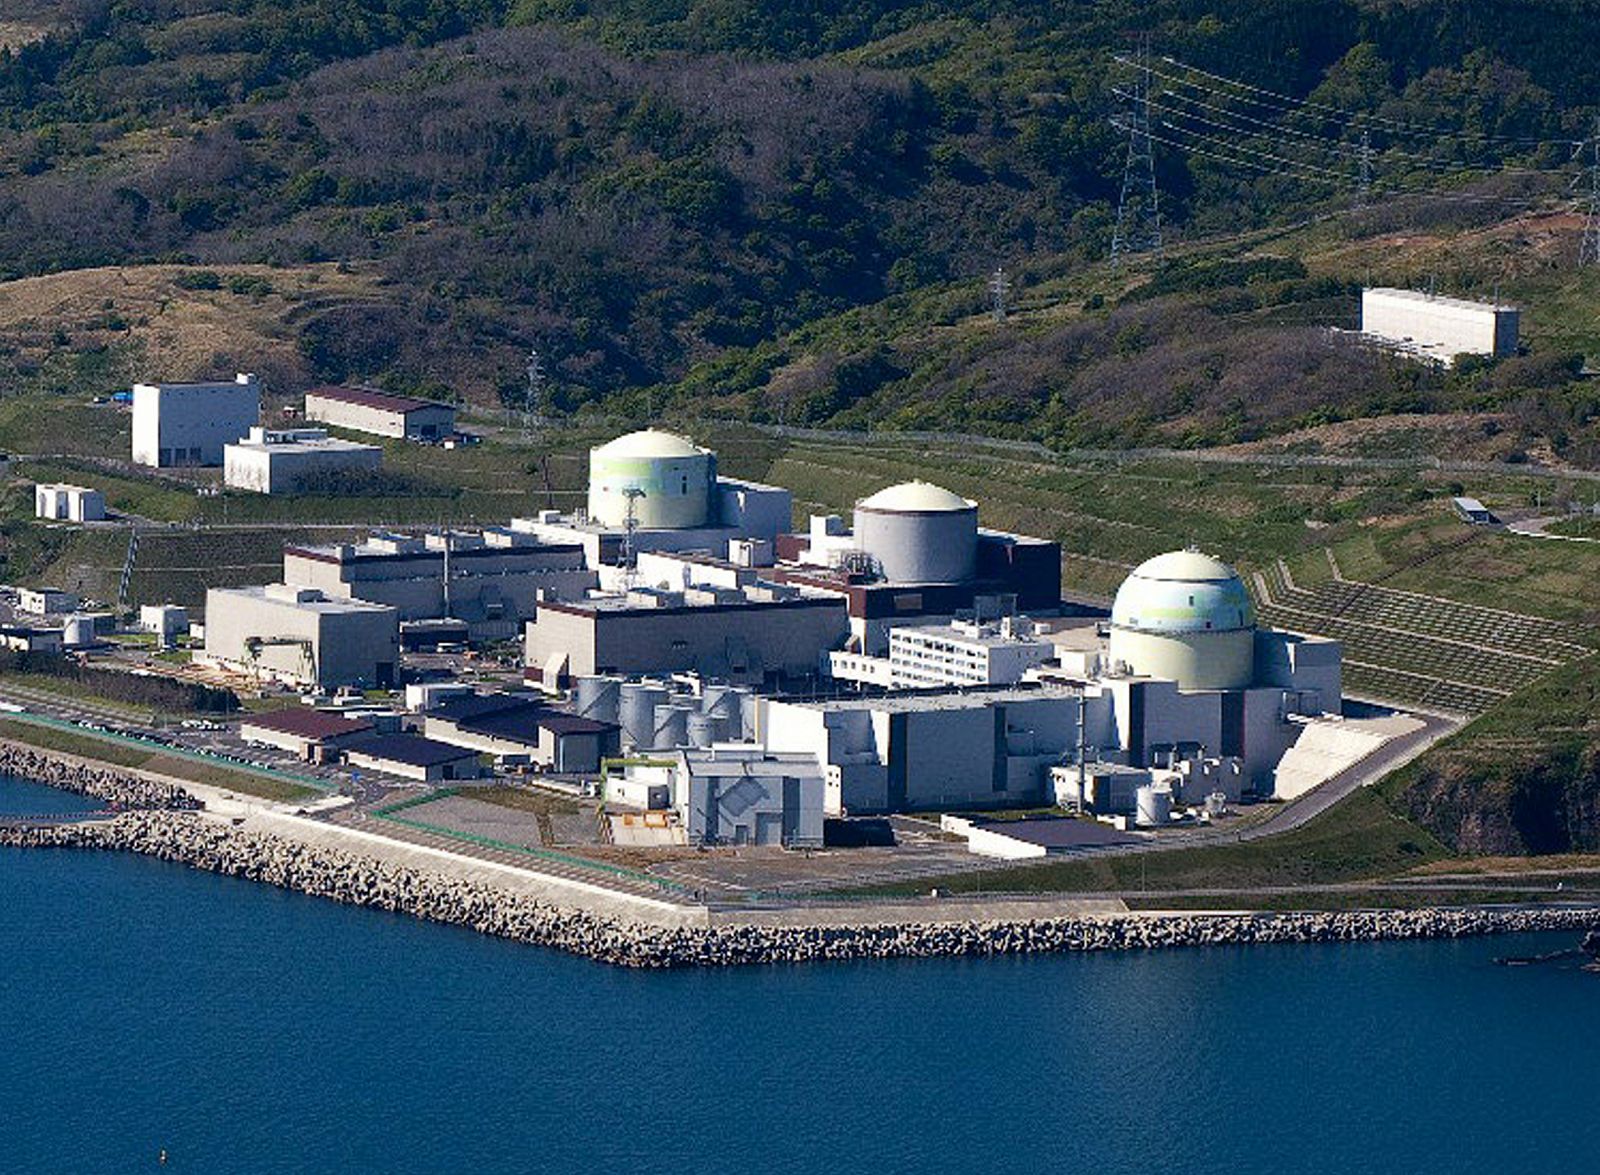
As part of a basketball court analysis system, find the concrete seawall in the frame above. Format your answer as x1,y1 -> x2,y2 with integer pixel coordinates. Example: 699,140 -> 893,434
4,811 -> 1597,969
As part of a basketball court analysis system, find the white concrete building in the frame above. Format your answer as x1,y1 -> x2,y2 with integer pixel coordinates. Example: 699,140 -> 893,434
829,616 -> 1056,688
34,484 -> 105,522
303,385 -> 455,440
139,604 -> 189,648
223,427 -> 383,494
202,583 -> 399,688
16,587 -> 78,616
1360,287 -> 1519,365
132,373 -> 259,467
607,746 -> 825,847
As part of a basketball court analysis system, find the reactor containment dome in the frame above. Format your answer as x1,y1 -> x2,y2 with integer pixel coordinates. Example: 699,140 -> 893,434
1108,549 -> 1256,690
587,429 -> 717,530
853,480 -> 978,584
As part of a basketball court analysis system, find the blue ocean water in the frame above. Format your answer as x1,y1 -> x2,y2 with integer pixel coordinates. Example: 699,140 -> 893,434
2,772 -> 1598,1175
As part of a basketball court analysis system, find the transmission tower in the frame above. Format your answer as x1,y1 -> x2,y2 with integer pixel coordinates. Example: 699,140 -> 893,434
1581,117 -> 1600,267
1356,129 -> 1373,209
988,266 -> 1011,322
524,347 -> 544,435
1110,38 -> 1162,267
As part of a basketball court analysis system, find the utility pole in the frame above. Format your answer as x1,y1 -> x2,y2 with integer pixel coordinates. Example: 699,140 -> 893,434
1110,35 -> 1162,267
988,266 -> 1011,322
1581,117 -> 1600,267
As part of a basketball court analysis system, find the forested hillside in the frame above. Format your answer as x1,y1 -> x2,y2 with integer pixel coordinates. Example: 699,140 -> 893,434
4,0 -> 1600,442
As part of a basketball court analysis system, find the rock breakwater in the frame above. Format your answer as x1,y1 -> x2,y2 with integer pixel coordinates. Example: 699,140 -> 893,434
3,812 -> 1596,968
0,741 -> 201,811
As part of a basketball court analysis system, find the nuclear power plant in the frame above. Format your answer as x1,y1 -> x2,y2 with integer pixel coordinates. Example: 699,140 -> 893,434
185,422 -> 1387,840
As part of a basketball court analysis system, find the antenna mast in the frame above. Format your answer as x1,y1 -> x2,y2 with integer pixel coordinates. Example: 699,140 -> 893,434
619,487 -> 646,589
1110,36 -> 1163,267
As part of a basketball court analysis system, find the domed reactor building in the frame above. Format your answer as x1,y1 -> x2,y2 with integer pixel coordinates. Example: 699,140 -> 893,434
1108,550 -> 1258,691
515,428 -> 795,573
776,479 -> 1063,655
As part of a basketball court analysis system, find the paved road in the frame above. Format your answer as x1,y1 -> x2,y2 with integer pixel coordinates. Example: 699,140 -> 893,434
1506,515 -> 1600,543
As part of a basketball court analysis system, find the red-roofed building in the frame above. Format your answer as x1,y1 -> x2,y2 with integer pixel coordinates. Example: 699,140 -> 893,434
239,707 -> 378,760
303,385 -> 456,441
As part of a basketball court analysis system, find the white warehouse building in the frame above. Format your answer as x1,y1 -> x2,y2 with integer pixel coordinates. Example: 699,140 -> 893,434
303,385 -> 456,440
34,483 -> 105,522
1360,287 -> 1519,365
224,427 -> 384,494
132,373 -> 260,468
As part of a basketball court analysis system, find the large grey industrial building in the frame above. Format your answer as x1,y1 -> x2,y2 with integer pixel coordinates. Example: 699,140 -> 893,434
284,529 -> 596,641
201,583 -> 399,688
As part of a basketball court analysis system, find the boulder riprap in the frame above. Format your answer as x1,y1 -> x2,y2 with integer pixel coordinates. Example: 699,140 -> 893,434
2,810 -> 1597,969
0,741 -> 201,811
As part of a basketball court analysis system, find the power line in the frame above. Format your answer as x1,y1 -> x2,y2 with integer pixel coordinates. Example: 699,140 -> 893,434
1154,54 -> 1581,148
1132,82 -> 1565,177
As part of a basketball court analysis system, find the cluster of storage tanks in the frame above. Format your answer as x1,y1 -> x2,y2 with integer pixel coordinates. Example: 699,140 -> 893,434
573,675 -> 758,751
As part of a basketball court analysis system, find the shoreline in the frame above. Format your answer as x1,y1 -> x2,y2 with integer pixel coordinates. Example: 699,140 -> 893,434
5,809 -> 1597,968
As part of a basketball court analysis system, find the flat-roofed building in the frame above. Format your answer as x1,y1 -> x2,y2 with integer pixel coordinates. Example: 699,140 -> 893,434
344,734 -> 481,783
34,484 -> 105,522
0,625 -> 64,654
422,692 -> 620,773
17,587 -> 78,616
303,385 -> 455,440
139,604 -> 189,649
283,529 -> 596,642
1360,287 -> 1519,365
202,583 -> 399,688
132,373 -> 259,467
607,746 -> 824,847
239,708 -> 377,759
224,427 -> 383,494
524,583 -> 848,686
830,616 -> 1056,688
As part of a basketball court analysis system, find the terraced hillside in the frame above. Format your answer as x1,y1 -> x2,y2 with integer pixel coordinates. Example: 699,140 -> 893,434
1254,560 -> 1598,715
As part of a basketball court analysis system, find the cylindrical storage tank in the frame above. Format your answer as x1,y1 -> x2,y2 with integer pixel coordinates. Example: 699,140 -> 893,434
587,429 -> 715,530
703,683 -> 738,722
574,675 -> 621,725
686,711 -> 724,748
1136,784 -> 1174,828
1108,549 -> 1257,691
619,682 -> 669,749
852,481 -> 978,584
731,687 -> 757,740
651,703 -> 691,750
62,614 -> 96,648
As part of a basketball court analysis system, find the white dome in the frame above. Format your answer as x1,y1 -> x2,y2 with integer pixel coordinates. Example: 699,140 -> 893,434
856,481 -> 974,513
592,428 -> 704,460
1111,550 -> 1255,635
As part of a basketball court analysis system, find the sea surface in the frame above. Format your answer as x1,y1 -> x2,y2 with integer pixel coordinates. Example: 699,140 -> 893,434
3,773 -> 1598,1175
